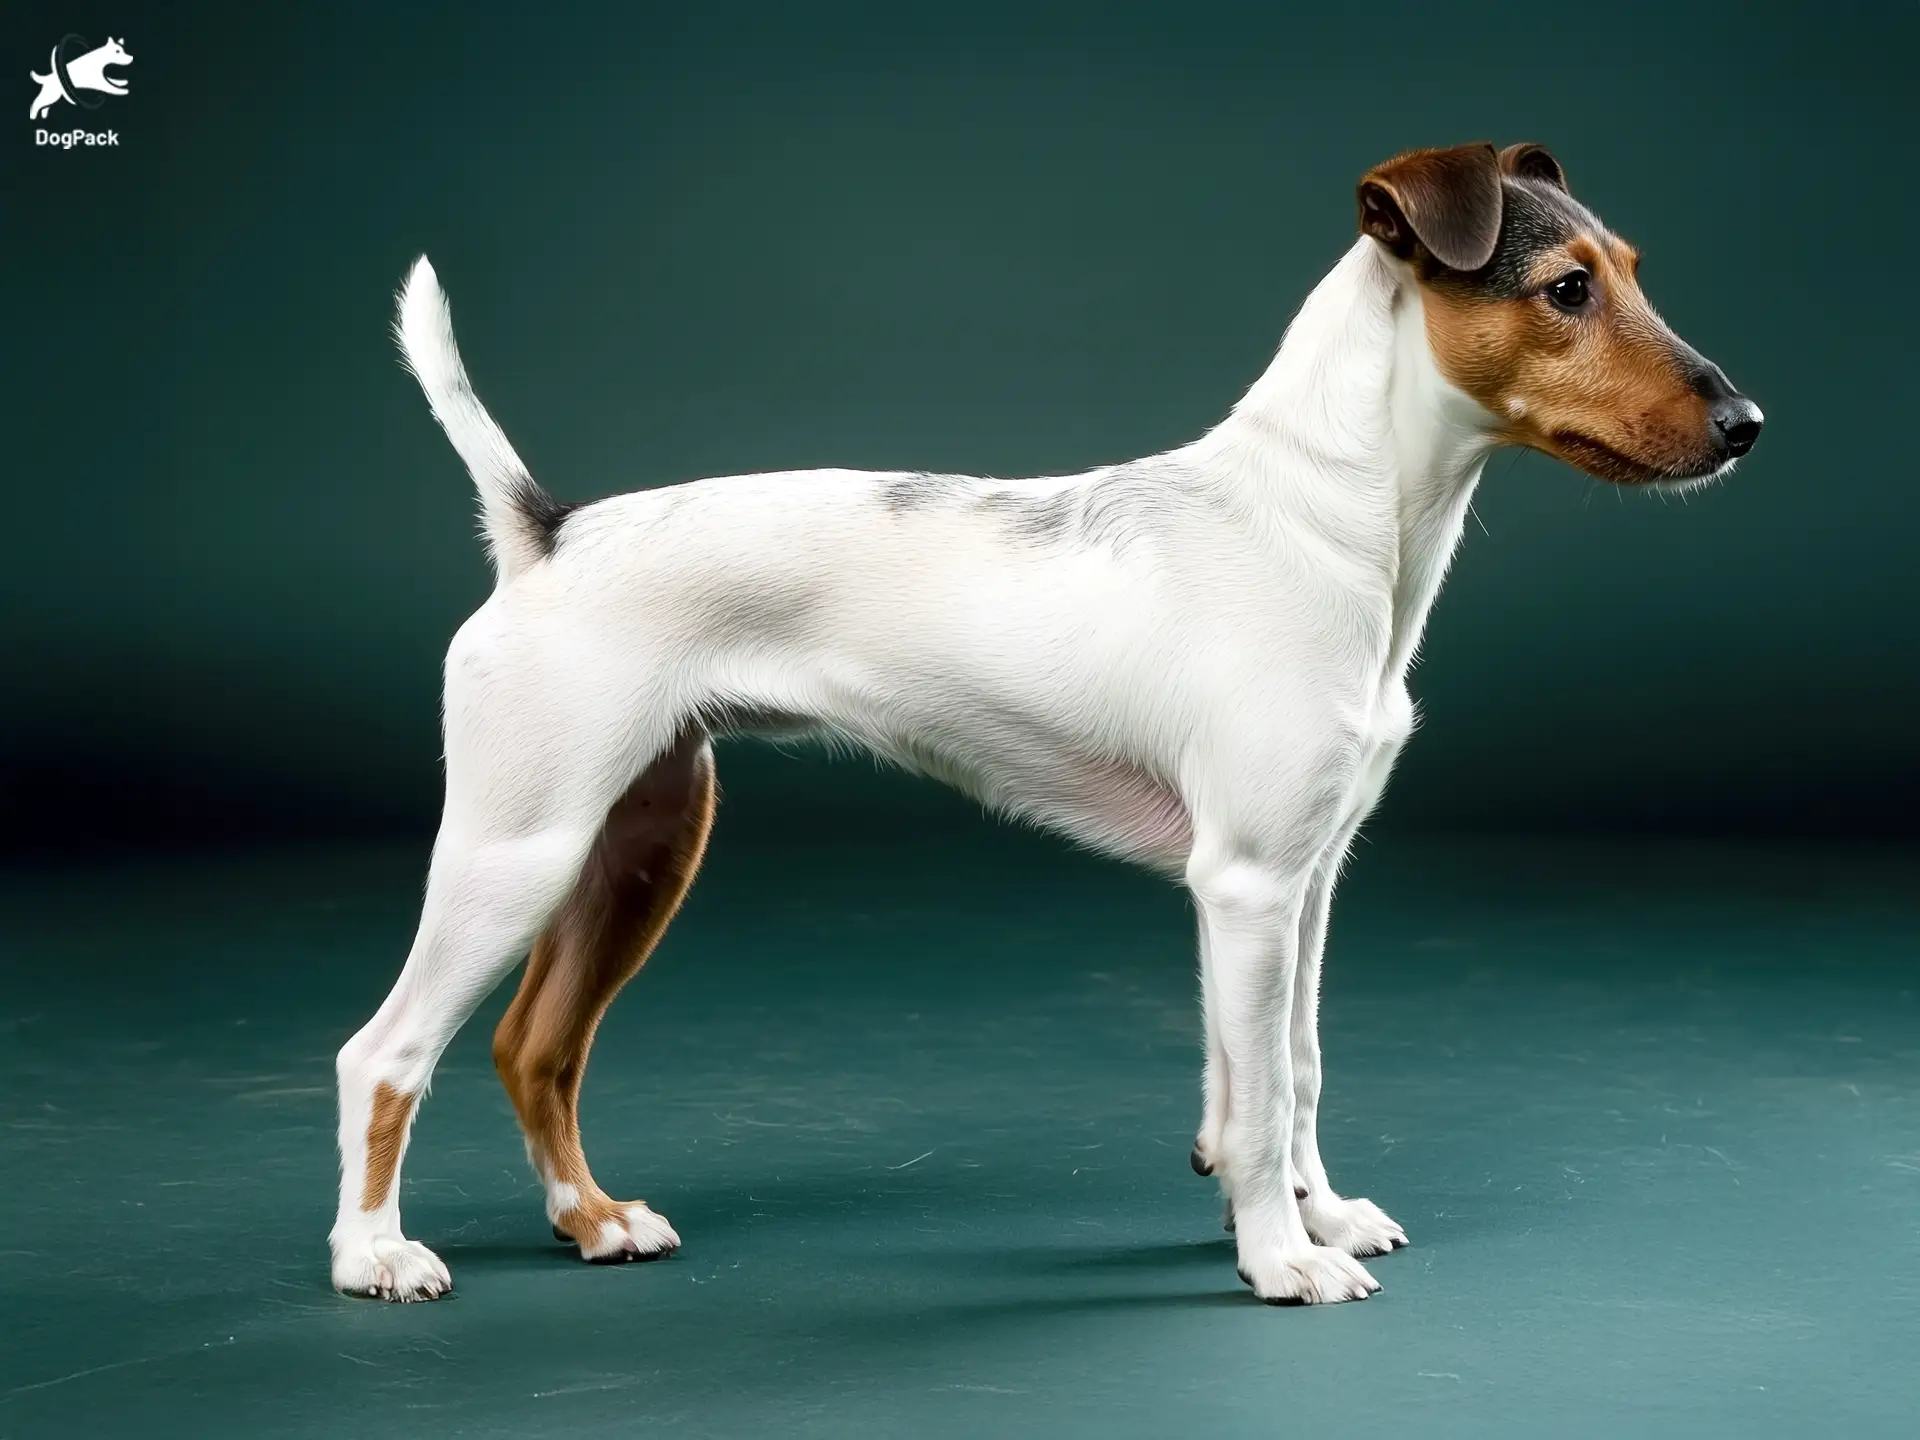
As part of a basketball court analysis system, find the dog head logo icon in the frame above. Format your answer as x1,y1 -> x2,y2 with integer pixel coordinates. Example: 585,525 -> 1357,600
29,35 -> 132,121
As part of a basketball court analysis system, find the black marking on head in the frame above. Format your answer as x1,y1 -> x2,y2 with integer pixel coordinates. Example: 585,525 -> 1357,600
1442,177 -> 1609,299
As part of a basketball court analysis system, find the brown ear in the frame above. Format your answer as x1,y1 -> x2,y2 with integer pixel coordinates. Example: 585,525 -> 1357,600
1357,143 -> 1502,273
1498,142 -> 1567,190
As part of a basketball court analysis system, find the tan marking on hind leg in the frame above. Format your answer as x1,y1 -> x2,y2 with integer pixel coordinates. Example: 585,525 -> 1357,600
360,1082 -> 417,1212
493,734 -> 717,1263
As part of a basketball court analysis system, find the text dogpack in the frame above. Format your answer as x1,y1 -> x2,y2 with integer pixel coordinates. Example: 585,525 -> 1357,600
36,127 -> 118,148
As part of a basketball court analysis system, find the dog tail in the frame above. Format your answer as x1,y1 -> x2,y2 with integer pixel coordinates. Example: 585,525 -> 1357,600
394,256 -> 570,583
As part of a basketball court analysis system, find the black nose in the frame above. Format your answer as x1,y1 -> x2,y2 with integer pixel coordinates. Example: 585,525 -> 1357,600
1711,397 -> 1764,459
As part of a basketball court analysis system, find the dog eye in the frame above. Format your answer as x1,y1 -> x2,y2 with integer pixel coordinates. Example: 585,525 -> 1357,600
1547,271 -> 1591,310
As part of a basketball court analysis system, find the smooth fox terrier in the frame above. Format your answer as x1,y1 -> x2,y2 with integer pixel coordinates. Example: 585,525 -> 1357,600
331,142 -> 1762,1305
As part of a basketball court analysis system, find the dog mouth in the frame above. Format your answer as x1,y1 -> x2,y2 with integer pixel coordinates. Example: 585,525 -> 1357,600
1645,457 -> 1738,494
1549,431 -> 1722,488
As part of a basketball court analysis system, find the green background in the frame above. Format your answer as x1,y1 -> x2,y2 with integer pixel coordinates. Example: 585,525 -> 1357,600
3,0 -> 1913,854
3,5 -> 1918,1438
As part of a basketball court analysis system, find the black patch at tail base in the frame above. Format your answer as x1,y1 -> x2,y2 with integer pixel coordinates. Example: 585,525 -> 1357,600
510,474 -> 577,555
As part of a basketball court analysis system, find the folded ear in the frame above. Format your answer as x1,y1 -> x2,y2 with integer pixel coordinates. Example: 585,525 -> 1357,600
1357,143 -> 1503,273
1498,142 -> 1566,190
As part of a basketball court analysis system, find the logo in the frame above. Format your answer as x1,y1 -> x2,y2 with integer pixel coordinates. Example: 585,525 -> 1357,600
29,34 -> 130,146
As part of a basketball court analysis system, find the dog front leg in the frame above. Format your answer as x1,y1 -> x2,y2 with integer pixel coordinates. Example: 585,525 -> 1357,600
1188,847 -> 1379,1304
1190,923 -> 1235,1230
1290,844 -> 1408,1257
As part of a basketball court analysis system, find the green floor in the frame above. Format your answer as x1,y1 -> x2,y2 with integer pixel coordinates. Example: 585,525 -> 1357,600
1,825 -> 1915,1437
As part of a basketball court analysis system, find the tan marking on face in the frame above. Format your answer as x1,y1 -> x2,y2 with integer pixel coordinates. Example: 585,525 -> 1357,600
1420,232 -> 1715,483
361,1082 -> 416,1212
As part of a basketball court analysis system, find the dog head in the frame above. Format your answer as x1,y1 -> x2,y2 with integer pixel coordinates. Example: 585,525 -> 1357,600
1358,142 -> 1761,486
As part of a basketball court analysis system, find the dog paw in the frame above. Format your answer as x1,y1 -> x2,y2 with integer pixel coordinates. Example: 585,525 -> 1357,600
1302,1194 -> 1408,1258
1236,1241 -> 1380,1305
332,1235 -> 452,1302
557,1201 -> 680,1264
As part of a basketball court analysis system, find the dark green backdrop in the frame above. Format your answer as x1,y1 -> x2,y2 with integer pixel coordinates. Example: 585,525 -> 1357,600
4,0 -> 1913,855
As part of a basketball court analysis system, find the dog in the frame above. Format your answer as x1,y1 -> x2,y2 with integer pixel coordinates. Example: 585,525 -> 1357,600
330,142 -> 1761,1305
28,36 -> 131,121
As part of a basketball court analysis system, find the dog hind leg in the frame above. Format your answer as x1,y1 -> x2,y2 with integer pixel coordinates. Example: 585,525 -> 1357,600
492,733 -> 717,1264
329,619 -> 684,1301
330,817 -> 609,1299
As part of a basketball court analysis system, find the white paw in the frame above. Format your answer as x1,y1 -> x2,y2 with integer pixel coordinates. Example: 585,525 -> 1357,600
332,1235 -> 452,1302
574,1203 -> 680,1264
1237,1241 -> 1380,1305
1303,1194 -> 1409,1258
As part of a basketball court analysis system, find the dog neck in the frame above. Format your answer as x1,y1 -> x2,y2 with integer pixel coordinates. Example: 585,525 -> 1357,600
1201,238 -> 1499,681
